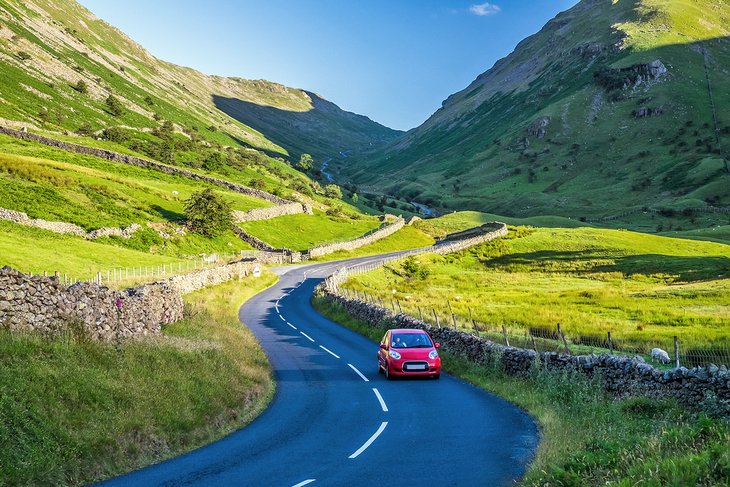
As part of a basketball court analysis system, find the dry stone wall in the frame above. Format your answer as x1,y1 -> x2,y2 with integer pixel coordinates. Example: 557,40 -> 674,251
232,202 -> 312,223
0,261 -> 258,341
319,290 -> 730,412
307,217 -> 406,258
0,207 -> 142,239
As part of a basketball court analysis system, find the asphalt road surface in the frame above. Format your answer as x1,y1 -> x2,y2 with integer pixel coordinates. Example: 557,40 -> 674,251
100,254 -> 538,486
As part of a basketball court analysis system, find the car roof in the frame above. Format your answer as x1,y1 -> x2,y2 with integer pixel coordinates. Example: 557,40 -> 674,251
389,329 -> 428,334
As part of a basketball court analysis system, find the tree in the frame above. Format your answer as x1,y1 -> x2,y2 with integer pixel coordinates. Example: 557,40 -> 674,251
296,153 -> 314,172
184,189 -> 232,237
324,184 -> 342,199
105,94 -> 124,116
351,193 -> 359,204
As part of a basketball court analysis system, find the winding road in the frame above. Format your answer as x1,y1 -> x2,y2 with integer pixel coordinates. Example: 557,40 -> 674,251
100,254 -> 538,486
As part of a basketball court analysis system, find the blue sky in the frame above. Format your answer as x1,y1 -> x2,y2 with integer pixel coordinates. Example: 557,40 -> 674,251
79,1 -> 579,130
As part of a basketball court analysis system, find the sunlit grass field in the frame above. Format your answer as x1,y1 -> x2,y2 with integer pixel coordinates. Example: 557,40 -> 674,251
240,211 -> 381,251
343,224 -> 730,352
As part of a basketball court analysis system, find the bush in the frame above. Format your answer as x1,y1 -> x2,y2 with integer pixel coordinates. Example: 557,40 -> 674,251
324,184 -> 342,199
296,153 -> 314,172
72,80 -> 88,94
184,189 -> 232,237
402,256 -> 430,280
248,178 -> 266,191
105,94 -> 124,116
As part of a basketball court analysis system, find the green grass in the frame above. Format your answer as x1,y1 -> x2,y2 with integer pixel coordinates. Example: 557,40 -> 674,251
0,270 -> 277,486
414,210 -> 589,238
341,224 -> 730,352
240,211 -> 381,251
311,225 -> 435,261
0,136 -> 271,229
0,221 -> 252,283
313,297 -> 730,487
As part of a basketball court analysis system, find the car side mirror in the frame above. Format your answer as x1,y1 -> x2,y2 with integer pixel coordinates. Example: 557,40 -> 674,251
435,343 -> 440,348
380,344 -> 387,350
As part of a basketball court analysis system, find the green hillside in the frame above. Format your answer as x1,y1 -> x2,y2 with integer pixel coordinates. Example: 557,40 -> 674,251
0,0 -> 398,166
337,0 -> 730,228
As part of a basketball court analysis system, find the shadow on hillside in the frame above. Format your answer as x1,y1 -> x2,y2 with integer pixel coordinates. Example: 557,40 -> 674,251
483,250 -> 730,282
151,205 -> 184,223
212,93 -> 400,161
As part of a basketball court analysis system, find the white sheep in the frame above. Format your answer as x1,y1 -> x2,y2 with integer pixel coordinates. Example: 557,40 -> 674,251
651,347 -> 671,364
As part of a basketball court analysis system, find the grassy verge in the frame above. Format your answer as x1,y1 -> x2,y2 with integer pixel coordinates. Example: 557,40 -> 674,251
0,271 -> 277,486
313,296 -> 730,486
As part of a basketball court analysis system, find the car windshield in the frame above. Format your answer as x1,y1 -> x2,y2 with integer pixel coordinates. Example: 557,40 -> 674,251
391,333 -> 432,348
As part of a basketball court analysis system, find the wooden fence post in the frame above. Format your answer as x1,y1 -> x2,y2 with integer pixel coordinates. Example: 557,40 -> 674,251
502,324 -> 510,347
417,306 -> 423,322
396,300 -> 403,314
557,323 -> 570,355
607,331 -> 614,354
432,308 -> 440,328
674,336 -> 680,368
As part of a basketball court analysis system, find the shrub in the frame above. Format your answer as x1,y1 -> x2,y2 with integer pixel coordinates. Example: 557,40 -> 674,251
72,80 -> 88,94
184,189 -> 232,237
296,153 -> 314,172
324,184 -> 342,199
105,94 -> 124,116
248,178 -> 266,190
402,256 -> 430,280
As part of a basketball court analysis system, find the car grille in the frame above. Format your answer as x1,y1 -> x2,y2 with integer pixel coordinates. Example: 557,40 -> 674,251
402,361 -> 429,372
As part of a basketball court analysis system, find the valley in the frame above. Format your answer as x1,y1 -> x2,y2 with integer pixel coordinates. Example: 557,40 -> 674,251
0,0 -> 728,485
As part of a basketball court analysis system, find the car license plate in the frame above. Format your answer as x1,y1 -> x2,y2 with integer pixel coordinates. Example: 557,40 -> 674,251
406,364 -> 426,371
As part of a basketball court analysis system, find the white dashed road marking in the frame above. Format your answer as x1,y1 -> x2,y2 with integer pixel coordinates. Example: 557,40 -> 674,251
291,480 -> 316,487
347,364 -> 369,382
319,345 -> 340,359
349,422 -> 388,459
300,331 -> 315,342
372,388 -> 388,412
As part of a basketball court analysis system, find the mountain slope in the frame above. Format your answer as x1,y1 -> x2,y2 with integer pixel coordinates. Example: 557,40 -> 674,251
338,0 -> 730,222
0,0 -> 398,162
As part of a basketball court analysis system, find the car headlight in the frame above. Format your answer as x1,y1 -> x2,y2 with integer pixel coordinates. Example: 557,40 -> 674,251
429,350 -> 439,360
389,350 -> 401,360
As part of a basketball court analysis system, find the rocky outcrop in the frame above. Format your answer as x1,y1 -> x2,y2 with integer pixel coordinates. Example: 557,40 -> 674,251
527,117 -> 551,139
633,106 -> 665,118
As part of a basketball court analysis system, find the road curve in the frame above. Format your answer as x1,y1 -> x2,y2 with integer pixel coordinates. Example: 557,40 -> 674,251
100,254 -> 538,486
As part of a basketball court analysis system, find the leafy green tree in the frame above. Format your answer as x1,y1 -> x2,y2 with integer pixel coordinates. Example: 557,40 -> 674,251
324,184 -> 342,199
351,193 -> 359,204
184,189 -> 232,237
105,94 -> 124,116
296,153 -> 314,172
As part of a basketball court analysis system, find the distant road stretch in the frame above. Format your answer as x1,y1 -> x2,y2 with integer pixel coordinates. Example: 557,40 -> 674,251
100,254 -> 538,486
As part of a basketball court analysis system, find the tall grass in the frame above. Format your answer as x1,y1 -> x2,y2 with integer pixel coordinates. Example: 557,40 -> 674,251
0,271 -> 276,486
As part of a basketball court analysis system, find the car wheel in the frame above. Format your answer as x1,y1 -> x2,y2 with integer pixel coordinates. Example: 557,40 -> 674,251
378,361 -> 384,374
384,363 -> 392,380
433,374 -> 440,380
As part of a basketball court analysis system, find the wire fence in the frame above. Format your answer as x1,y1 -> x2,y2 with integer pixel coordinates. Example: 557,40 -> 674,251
28,251 -> 252,288
339,287 -> 730,368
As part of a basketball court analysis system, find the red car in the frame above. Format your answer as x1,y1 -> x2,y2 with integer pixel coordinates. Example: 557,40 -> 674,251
377,328 -> 441,380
